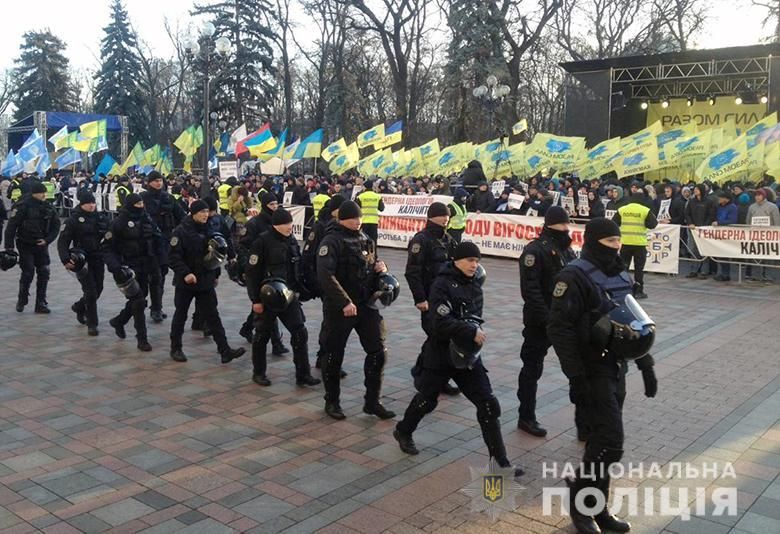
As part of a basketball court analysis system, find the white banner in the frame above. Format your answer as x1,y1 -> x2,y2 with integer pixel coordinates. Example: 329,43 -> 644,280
377,211 -> 680,274
691,226 -> 780,260
380,194 -> 453,217
289,205 -> 306,240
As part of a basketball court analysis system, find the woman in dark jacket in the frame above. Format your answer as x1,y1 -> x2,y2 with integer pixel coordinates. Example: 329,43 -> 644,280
685,184 -> 717,277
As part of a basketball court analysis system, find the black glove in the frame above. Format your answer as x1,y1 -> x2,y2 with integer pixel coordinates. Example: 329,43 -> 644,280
642,368 -> 658,398
569,376 -> 592,406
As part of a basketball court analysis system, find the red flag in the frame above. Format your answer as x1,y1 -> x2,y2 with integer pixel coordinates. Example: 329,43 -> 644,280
235,123 -> 270,156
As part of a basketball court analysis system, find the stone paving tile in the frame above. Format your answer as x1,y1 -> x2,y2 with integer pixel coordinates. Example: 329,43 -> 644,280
0,249 -> 779,532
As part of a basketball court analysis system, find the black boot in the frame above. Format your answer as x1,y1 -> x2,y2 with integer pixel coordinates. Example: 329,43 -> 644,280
518,419 -> 548,437
72,302 -> 86,325
202,325 -> 212,338
272,344 -> 290,356
16,282 -> 29,312
109,317 -> 126,339
363,403 -> 396,419
393,428 -> 419,455
566,478 -> 602,534
34,300 -> 51,314
35,277 -> 50,313
137,339 -> 152,352
150,310 -> 165,323
221,347 -> 246,364
325,401 -> 346,420
482,418 -> 524,477
594,474 -> 630,532
296,375 -> 321,387
253,374 -> 271,386
170,348 -> 188,362
87,326 -> 99,336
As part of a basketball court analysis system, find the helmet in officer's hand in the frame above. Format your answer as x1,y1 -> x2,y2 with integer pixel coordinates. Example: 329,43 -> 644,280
367,273 -> 400,310
474,264 -> 487,286
68,248 -> 87,273
448,315 -> 484,369
603,294 -> 656,360
226,258 -> 245,286
114,266 -> 140,298
204,234 -> 228,269
260,278 -> 295,312
0,250 -> 18,271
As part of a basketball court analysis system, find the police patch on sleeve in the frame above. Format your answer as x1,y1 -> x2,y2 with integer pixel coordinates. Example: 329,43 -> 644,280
411,243 -> 421,254
104,231 -> 112,240
249,254 -> 259,265
553,281 -> 568,297
308,233 -> 315,242
437,304 -> 450,316
524,254 -> 536,267
170,236 -> 178,246
319,245 -> 328,256
240,227 -> 247,235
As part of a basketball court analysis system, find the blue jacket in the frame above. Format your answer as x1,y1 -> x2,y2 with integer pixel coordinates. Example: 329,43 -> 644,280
716,202 -> 738,226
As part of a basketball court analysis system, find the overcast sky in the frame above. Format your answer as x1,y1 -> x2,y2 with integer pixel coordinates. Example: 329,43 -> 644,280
0,0 -> 770,73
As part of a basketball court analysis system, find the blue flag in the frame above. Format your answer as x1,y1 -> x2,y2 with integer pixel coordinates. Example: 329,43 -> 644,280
1,150 -> 24,177
95,154 -> 117,177
35,152 -> 52,175
18,130 -> 47,163
55,148 -> 82,169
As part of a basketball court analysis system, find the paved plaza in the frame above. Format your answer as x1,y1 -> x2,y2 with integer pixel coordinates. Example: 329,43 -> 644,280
0,247 -> 778,533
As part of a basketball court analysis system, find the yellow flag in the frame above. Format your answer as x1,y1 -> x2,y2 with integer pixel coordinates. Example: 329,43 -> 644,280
695,136 -> 750,183
71,136 -> 93,152
665,130 -> 713,165
357,124 -> 385,148
512,119 -> 528,136
413,139 -> 440,162
322,138 -> 348,162
527,133 -> 586,173
618,143 -> 660,177
621,121 -> 662,152
745,112 -> 777,138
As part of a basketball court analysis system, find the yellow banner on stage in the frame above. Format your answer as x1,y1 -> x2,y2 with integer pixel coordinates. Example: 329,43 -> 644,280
647,98 -> 767,132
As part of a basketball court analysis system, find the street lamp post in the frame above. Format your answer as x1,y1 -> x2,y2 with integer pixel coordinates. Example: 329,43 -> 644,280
184,21 -> 231,200
472,75 -> 511,140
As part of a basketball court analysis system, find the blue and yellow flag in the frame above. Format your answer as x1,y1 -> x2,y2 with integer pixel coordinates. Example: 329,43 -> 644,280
413,138 -> 440,162
695,135 -> 750,183
512,119 -> 528,136
618,142 -> 660,177
375,121 -> 403,149
527,133 -> 586,173
293,129 -> 323,159
79,119 -> 107,139
357,123 -> 385,149
621,121 -> 662,152
322,137 -> 348,162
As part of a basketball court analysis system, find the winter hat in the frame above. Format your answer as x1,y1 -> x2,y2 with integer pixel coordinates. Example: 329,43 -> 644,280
146,171 -> 163,182
427,202 -> 449,219
31,182 -> 47,194
584,217 -> 621,246
260,192 -> 277,209
125,193 -> 143,207
319,183 -> 330,193
544,206 -> 569,226
453,241 -> 481,260
189,199 -> 209,214
78,191 -> 96,205
738,192 -> 751,205
204,196 -> 219,211
338,200 -> 362,220
328,194 -> 345,213
364,180 -> 374,190
271,207 -> 293,225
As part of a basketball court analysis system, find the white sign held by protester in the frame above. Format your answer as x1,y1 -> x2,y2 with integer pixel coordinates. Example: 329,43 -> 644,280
605,210 -> 616,219
491,180 -> 506,198
283,191 -> 293,206
508,193 -> 525,210
218,161 -> 238,180
658,199 -> 671,221
751,216 -> 771,226
561,196 -> 576,216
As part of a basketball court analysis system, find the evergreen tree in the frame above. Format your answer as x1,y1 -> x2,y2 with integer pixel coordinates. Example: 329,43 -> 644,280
192,0 -> 277,125
94,0 -> 148,144
12,30 -> 76,120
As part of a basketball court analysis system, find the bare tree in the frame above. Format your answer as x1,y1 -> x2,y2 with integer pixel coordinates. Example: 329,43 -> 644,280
0,70 -> 13,117
654,0 -> 706,50
754,0 -> 780,42
264,0 -> 295,127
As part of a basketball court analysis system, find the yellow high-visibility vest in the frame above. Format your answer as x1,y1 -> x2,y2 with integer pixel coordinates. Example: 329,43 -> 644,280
10,179 -> 21,202
448,201 -> 466,230
116,185 -> 131,208
312,193 -> 330,219
357,190 -> 381,224
44,181 -> 56,201
218,183 -> 232,210
617,203 -> 650,246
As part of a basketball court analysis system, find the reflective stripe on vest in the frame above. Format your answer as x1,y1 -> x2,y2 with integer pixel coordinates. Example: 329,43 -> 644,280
10,180 -> 21,201
617,203 -> 650,246
116,185 -> 130,208
312,194 -> 329,219
448,202 -> 466,230
218,184 -> 232,210
44,182 -> 56,200
358,191 -> 381,224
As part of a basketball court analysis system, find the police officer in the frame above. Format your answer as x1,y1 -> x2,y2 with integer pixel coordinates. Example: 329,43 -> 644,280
301,195 -> 348,377
393,242 -> 523,477
612,190 -> 658,299
311,183 -> 331,221
4,181 -> 59,313
115,175 -> 132,210
516,206 -> 576,437
548,218 -> 658,534
355,180 -> 384,243
238,192 -> 289,355
142,170 -> 185,323
245,207 -> 321,387
57,191 -> 109,335
217,176 -> 238,216
102,193 -> 160,352
317,200 -> 394,420
7,173 -> 25,205
447,189 -> 468,243
405,201 -> 460,396
167,199 -> 246,364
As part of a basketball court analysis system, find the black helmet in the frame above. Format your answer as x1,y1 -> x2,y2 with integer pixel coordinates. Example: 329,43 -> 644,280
114,266 -> 140,298
260,278 -> 295,312
68,248 -> 87,273
203,234 -> 228,270
0,250 -> 18,271
474,264 -> 487,287
593,294 -> 656,360
448,315 -> 484,369
367,273 -> 400,310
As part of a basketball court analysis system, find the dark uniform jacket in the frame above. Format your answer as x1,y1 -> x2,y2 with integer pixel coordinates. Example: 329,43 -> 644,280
404,222 -> 456,304
168,217 -> 220,292
102,208 -> 161,274
317,224 -> 379,311
141,188 -> 185,238
207,213 -> 236,260
519,228 -> 576,326
301,209 -> 337,297
245,228 -> 305,304
57,208 -> 109,263
425,262 -> 484,369
240,210 -> 273,250
4,197 -> 59,248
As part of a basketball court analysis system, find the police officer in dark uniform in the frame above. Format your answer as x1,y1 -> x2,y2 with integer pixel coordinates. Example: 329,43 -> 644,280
57,191 -> 109,335
141,170 -> 185,323
393,242 -> 523,477
301,195 -> 348,377
4,181 -> 59,313
405,201 -> 460,396
516,206 -> 576,437
102,193 -> 160,352
548,218 -> 658,534
245,207 -> 320,387
167,199 -> 246,364
237,192 -> 289,355
317,200 -> 395,421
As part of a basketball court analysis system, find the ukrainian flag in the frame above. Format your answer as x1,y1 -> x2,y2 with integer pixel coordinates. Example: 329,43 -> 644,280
293,129 -> 323,159
245,128 -> 277,157
357,123 -> 385,148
